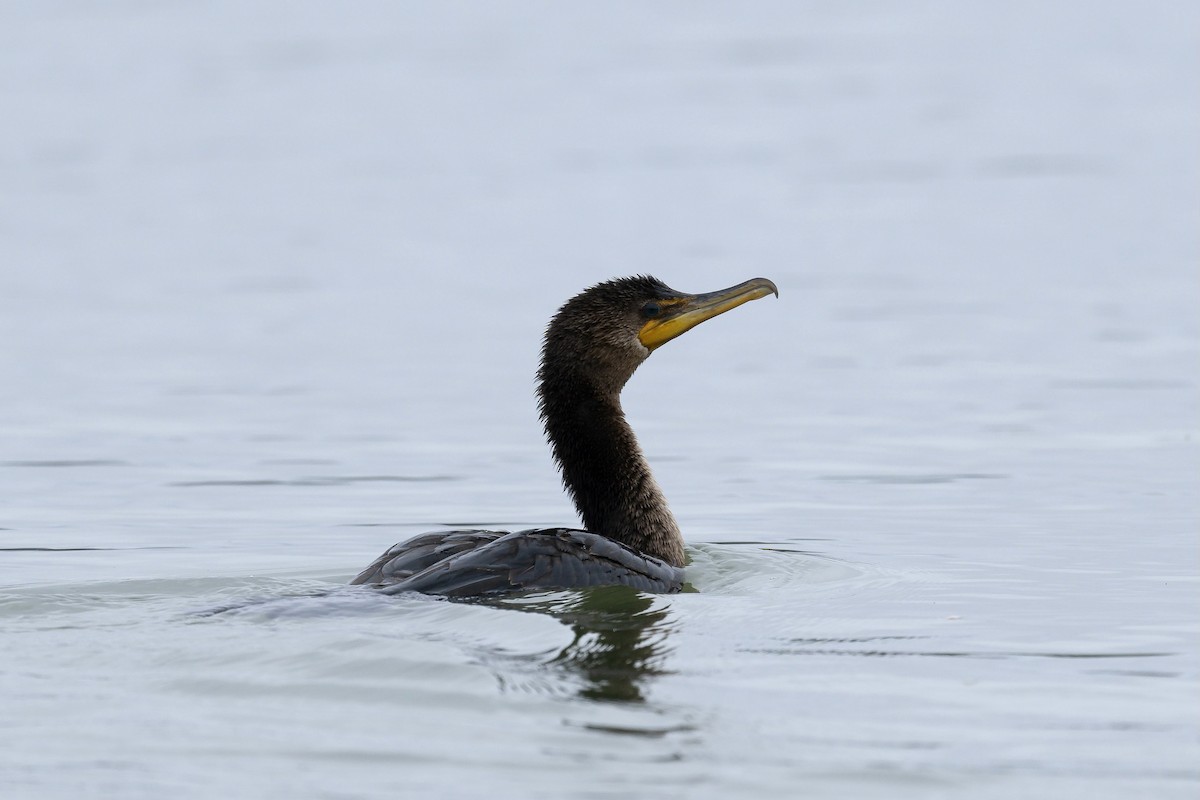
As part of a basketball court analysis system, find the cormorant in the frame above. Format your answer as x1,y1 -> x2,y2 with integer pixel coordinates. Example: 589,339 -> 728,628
350,275 -> 778,597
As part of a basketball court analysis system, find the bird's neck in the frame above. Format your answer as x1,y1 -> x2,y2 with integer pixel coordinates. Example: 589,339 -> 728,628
539,374 -> 685,567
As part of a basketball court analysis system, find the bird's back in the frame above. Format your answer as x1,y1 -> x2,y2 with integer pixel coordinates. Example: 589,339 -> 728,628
350,528 -> 684,597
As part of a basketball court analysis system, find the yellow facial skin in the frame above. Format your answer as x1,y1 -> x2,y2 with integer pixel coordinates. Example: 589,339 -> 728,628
637,277 -> 779,352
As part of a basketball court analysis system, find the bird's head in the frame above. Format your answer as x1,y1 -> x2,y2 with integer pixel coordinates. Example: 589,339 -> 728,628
538,275 -> 778,395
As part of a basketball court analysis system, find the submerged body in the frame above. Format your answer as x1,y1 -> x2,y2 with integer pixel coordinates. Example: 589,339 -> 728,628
351,276 -> 777,596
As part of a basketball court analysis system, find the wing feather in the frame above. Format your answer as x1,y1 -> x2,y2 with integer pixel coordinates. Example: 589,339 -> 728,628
360,528 -> 684,597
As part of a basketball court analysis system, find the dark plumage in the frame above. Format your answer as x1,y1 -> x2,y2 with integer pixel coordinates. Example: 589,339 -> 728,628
350,275 -> 777,596
537,276 -> 686,566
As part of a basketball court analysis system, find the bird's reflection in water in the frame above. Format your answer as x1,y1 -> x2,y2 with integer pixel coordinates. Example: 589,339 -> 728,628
491,586 -> 676,703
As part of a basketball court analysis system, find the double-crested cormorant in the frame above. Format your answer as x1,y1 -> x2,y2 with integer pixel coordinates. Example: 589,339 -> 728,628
350,276 -> 778,597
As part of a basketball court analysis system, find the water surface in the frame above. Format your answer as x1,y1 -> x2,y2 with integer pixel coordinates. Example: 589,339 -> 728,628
2,2 -> 1198,798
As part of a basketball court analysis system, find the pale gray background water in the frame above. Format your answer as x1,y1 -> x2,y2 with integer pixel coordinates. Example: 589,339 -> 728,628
2,2 -> 1197,798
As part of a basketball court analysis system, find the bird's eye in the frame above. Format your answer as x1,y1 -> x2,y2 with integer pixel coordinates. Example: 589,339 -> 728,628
642,302 -> 662,318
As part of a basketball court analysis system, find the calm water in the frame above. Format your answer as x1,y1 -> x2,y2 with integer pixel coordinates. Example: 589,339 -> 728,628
2,3 -> 1198,798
